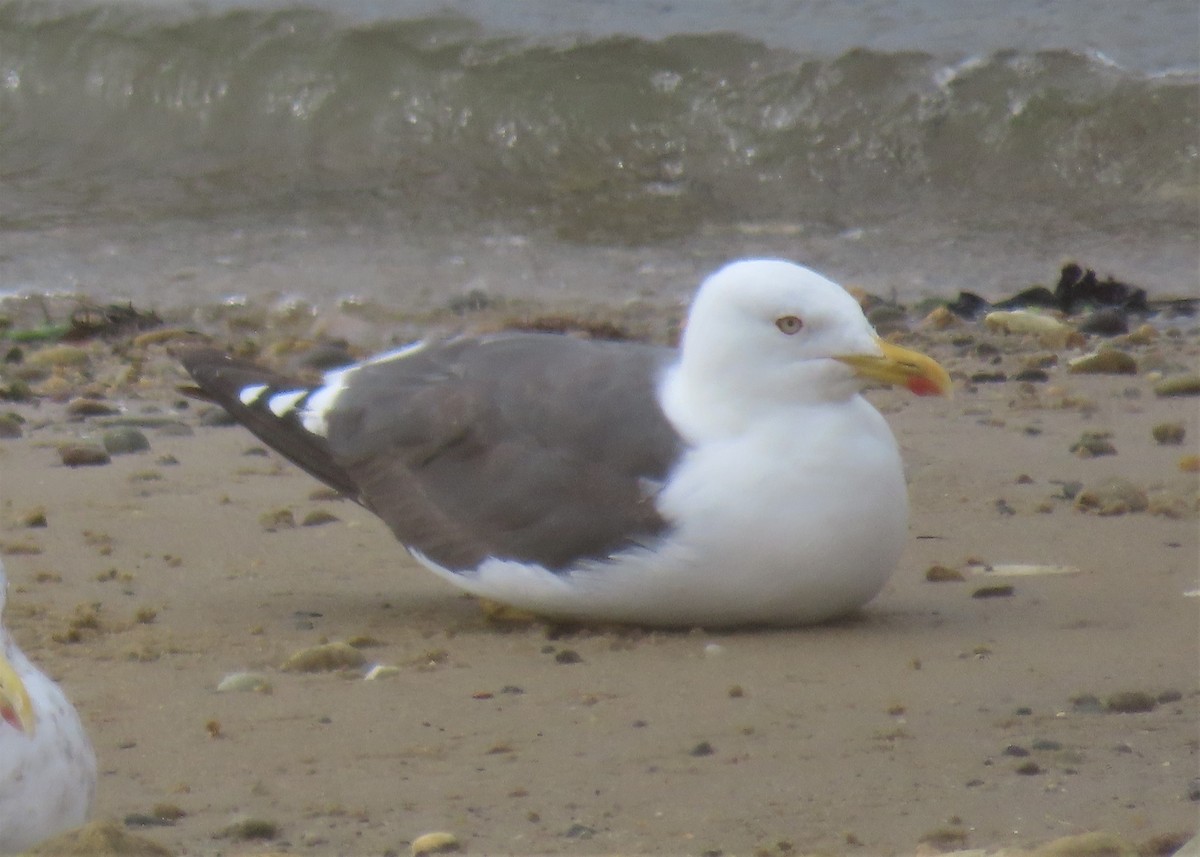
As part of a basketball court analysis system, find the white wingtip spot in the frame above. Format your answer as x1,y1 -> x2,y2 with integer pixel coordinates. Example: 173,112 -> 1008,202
301,371 -> 350,437
238,384 -> 269,406
267,389 -> 308,417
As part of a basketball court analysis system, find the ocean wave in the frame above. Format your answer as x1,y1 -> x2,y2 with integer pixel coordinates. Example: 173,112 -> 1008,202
1,2 -> 1196,243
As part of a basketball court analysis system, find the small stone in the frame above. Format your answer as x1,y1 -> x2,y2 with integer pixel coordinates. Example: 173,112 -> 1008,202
1015,760 -> 1042,775
1153,374 -> 1200,397
102,426 -> 151,455
281,641 -> 366,673
984,310 -> 1073,346
301,509 -> 339,527
150,803 -> 187,822
1124,323 -> 1158,345
1069,693 -> 1103,713
1070,430 -> 1117,458
26,344 -> 90,368
1002,744 -> 1030,757
59,443 -> 111,467
216,671 -> 273,693
1180,454 -> 1200,473
1013,367 -> 1050,383
218,817 -> 279,841
1156,688 -> 1183,703
554,649 -> 582,664
1076,308 -> 1128,336
66,397 -> 120,418
918,826 -> 969,851
20,507 -> 48,528
1104,690 -> 1157,713
1075,478 -> 1148,515
921,306 -> 959,330
0,413 -> 22,438
925,564 -> 965,582
1151,422 -> 1186,445
412,831 -> 460,855
970,370 -> 1007,383
971,584 -> 1015,599
1068,348 -> 1138,375
1031,738 -> 1063,751
689,741 -> 716,757
259,508 -> 295,531
1188,777 -> 1200,801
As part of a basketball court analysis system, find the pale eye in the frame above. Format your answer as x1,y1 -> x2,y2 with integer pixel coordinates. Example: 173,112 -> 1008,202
775,315 -> 803,335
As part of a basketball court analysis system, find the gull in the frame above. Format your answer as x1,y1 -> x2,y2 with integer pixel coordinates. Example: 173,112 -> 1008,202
0,560 -> 96,853
182,259 -> 950,627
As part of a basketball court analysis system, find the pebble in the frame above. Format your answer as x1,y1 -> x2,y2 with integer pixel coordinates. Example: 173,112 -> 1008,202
1104,690 -> 1157,713
984,310 -> 1074,346
1188,777 -> 1200,801
1074,477 -> 1148,515
1031,738 -> 1063,751
971,584 -> 1015,599
59,442 -> 111,467
925,564 -> 965,582
20,506 -> 48,528
1070,431 -> 1116,458
218,817 -> 279,841
66,397 -> 121,418
411,831 -> 460,856
1153,373 -> 1200,397
1124,323 -> 1158,345
0,413 -> 22,438
301,509 -> 340,527
1070,693 -> 1103,713
26,344 -> 90,368
1152,422 -> 1186,445
102,426 -> 151,455
921,305 -> 959,329
259,508 -> 296,531
216,671 -> 273,693
1067,348 -> 1138,375
1076,308 -> 1128,336
689,741 -> 716,757
281,641 -> 366,672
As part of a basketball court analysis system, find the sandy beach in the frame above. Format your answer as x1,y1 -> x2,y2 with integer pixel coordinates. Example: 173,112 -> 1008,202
0,295 -> 1197,856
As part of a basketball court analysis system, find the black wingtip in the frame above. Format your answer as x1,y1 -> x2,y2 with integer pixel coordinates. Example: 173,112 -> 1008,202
179,347 -> 363,501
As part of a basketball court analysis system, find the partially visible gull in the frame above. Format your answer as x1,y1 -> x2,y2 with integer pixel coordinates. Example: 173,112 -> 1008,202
182,259 -> 951,627
0,560 -> 96,853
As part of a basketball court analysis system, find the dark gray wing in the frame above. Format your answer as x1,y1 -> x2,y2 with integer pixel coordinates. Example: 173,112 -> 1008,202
184,334 -> 684,573
326,333 -> 684,572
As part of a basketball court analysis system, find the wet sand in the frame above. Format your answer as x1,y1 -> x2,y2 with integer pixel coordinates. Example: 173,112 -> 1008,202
0,299 -> 1197,856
